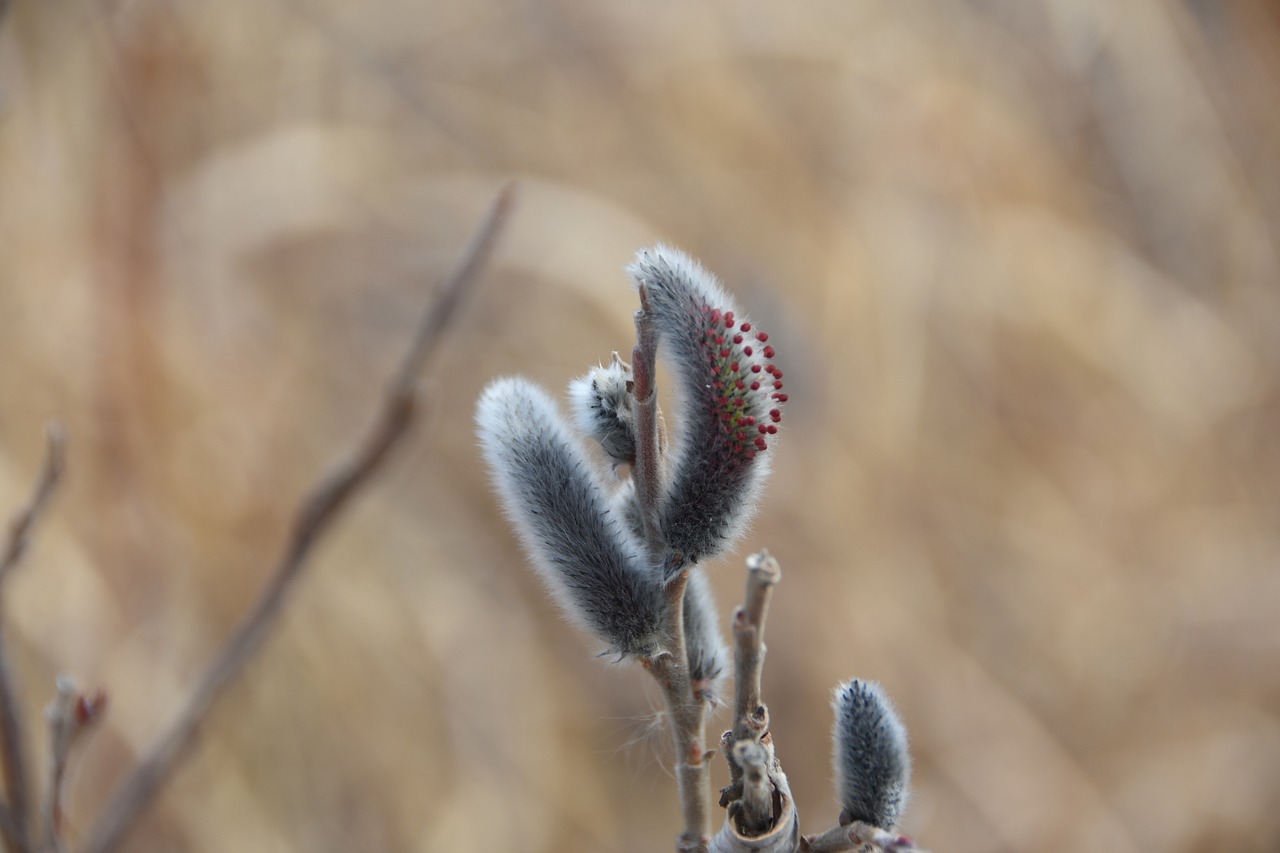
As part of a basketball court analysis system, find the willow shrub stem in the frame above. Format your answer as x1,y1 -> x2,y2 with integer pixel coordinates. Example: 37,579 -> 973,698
78,184 -> 516,853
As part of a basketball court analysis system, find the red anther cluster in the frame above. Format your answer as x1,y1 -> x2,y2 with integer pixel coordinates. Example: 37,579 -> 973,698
699,305 -> 786,461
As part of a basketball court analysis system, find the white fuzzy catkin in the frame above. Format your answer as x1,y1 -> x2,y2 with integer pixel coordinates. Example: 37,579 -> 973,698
568,354 -> 636,468
476,377 -> 664,658
831,679 -> 912,830
628,245 -> 785,574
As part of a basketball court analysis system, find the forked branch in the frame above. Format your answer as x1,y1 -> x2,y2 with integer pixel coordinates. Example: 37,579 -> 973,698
77,183 -> 516,853
0,425 -> 66,853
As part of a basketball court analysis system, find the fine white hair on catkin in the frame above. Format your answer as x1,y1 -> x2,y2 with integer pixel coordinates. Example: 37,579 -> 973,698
476,377 -> 664,658
831,679 -> 912,830
628,245 -> 785,575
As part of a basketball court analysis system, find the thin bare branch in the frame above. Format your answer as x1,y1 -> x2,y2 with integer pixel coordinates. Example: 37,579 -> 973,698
713,550 -> 797,853
630,285 -> 664,558
77,183 -> 516,853
0,425 -> 67,853
732,550 -> 780,746
1,425 -> 67,582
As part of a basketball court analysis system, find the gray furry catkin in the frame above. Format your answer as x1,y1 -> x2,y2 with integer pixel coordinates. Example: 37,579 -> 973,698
568,353 -> 637,469
831,679 -> 912,830
681,568 -> 729,700
476,377 -> 664,658
628,246 -> 786,575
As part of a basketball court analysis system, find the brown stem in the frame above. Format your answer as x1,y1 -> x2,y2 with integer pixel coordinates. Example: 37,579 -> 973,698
0,425 -> 67,583
732,551 -> 780,746
0,425 -> 67,853
714,551 -> 798,852
76,183 -> 516,853
630,285 -> 665,559
645,572 -> 711,853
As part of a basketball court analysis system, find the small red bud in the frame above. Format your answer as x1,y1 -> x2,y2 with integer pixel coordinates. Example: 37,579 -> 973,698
763,345 -> 775,358
756,332 -> 769,342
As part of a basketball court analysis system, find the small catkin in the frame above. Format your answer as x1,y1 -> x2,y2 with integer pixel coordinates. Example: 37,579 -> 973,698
568,353 -> 637,468
831,679 -> 912,830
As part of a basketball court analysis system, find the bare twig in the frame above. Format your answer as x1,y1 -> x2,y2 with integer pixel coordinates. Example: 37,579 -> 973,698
1,425 -> 67,582
77,183 -> 516,853
630,286 -> 664,558
43,676 -> 107,853
713,551 -> 797,853
0,425 -> 67,853
645,571 -> 712,853
732,551 -> 780,746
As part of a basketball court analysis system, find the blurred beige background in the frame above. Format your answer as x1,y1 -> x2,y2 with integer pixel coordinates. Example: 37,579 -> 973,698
1,1 -> 1278,851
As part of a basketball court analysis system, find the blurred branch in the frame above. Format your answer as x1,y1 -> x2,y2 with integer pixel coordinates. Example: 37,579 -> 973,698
77,182 -> 517,853
43,677 -> 107,853
0,425 -> 67,853
0,425 -> 66,583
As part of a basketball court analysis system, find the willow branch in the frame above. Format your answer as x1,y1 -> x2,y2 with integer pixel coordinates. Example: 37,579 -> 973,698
77,183 -> 516,853
0,425 -> 66,583
713,551 -> 797,852
645,571 -> 712,853
732,551 -> 780,746
0,425 -> 66,853
630,285 -> 664,558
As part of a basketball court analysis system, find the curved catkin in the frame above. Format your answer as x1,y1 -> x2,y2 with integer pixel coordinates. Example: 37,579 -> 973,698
831,679 -> 912,830
628,246 -> 786,572
476,377 -> 664,658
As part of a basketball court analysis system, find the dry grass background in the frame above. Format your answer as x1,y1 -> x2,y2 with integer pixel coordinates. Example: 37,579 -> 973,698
1,1 -> 1278,851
